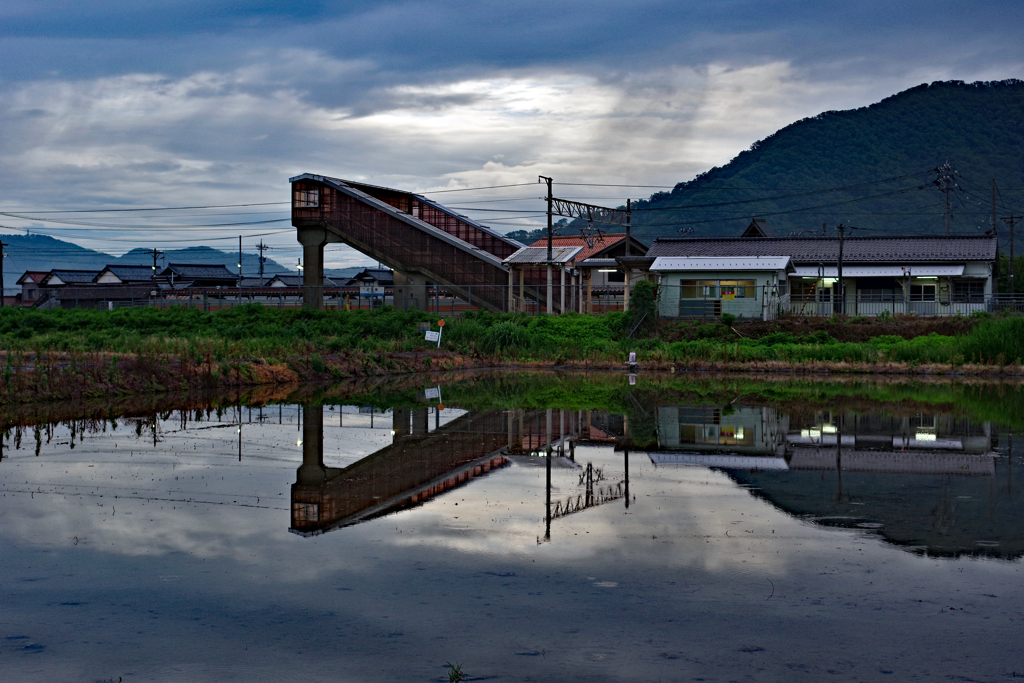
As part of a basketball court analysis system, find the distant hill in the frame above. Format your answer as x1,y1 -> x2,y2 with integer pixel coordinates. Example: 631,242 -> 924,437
577,80 -> 1024,244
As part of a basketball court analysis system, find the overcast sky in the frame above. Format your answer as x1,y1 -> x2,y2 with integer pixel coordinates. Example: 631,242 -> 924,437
0,1 -> 1021,268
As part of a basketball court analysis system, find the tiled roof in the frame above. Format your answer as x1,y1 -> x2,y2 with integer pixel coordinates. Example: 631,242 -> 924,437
160,264 -> 237,280
527,233 -> 646,261
646,235 -> 997,263
99,265 -> 157,281
17,271 -> 49,284
48,270 -> 101,284
350,268 -> 395,283
269,275 -> 338,287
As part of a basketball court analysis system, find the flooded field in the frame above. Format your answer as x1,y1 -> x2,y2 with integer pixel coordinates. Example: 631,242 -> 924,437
1,374 -> 1023,682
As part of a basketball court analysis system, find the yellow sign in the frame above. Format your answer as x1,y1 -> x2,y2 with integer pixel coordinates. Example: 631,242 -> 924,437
438,319 -> 446,327
722,294 -> 735,301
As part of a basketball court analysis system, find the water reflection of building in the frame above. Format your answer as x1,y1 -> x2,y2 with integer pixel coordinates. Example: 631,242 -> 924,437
650,403 -> 1021,560
653,405 -> 789,469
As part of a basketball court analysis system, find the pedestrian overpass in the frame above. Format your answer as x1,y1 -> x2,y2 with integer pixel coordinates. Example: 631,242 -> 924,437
290,174 -> 526,312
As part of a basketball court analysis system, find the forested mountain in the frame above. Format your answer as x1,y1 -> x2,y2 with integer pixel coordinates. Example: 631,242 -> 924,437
581,80 -> 1024,244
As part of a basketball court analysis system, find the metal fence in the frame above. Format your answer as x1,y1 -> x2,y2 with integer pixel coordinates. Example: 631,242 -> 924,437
29,283 -> 630,316
788,294 -> 1024,317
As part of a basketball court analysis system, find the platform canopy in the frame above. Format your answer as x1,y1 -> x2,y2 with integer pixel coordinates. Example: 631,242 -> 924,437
791,265 -> 965,278
503,246 -> 583,265
650,256 -> 793,272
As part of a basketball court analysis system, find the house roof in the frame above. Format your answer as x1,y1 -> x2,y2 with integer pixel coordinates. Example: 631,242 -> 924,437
267,274 -> 338,287
159,264 -> 238,280
42,270 -> 101,285
647,235 -> 997,263
349,268 -> 395,284
527,233 -> 648,261
651,256 -> 794,273
238,277 -> 270,288
741,219 -> 772,238
17,271 -> 49,285
96,265 -> 157,282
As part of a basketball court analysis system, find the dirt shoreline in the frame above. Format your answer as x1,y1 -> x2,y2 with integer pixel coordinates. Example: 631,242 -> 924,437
0,345 -> 1022,409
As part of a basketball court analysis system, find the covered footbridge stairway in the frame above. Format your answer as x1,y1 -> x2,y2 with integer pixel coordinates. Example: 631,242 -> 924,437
291,174 -> 527,312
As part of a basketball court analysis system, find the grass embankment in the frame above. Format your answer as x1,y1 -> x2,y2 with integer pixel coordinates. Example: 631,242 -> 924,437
5,371 -> 1024,443
0,305 -> 1023,404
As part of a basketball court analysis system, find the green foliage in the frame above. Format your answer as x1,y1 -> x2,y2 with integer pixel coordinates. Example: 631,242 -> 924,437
720,313 -> 736,327
1,305 -> 1023,369
446,662 -> 466,683
626,280 -> 658,336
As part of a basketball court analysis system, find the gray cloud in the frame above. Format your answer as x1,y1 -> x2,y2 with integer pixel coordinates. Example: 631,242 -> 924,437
0,0 -> 1019,267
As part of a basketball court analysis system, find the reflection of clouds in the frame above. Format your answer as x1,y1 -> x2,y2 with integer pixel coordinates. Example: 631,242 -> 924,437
0,411 -> 396,579
386,446 -> 810,576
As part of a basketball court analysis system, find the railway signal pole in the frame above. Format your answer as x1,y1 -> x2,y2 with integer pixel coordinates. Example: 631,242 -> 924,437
145,248 -> 163,282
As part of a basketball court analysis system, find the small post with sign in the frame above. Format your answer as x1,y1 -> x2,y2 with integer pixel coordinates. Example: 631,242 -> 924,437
423,320 -> 445,348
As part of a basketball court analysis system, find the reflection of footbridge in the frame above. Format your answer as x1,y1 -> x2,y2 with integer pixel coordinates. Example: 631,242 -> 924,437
291,406 -> 519,535
289,405 -> 633,538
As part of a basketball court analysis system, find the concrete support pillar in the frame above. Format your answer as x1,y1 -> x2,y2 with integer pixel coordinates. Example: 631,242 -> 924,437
546,265 -> 553,314
623,270 -> 631,311
560,266 -> 566,315
394,270 -> 429,311
586,269 -> 593,315
519,267 -> 525,310
297,227 -> 327,309
296,404 -> 339,485
507,266 -> 514,312
412,407 -> 429,435
392,408 -> 410,439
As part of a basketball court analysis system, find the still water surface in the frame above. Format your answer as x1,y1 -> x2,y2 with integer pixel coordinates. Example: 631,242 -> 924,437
1,378 -> 1023,682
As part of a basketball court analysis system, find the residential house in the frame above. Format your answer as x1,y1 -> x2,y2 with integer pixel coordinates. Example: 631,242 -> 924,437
40,270 -> 101,287
157,264 -> 238,288
93,265 -> 159,285
343,269 -> 393,297
16,271 -> 49,305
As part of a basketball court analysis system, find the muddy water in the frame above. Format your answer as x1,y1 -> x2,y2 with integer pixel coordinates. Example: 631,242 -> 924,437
1,385 -> 1023,682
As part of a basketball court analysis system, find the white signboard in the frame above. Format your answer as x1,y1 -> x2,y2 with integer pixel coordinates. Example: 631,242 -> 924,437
424,387 -> 441,400
424,330 -> 441,342
360,285 -> 385,297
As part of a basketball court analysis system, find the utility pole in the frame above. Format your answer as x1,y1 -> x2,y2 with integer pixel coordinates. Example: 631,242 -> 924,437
539,175 -> 554,314
625,198 -> 631,257
836,224 -> 846,315
1003,215 -> 1021,294
256,241 -> 269,280
0,240 -> 8,308
146,248 -> 163,282
993,179 -> 1000,287
934,163 -> 960,235
238,235 -> 243,284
